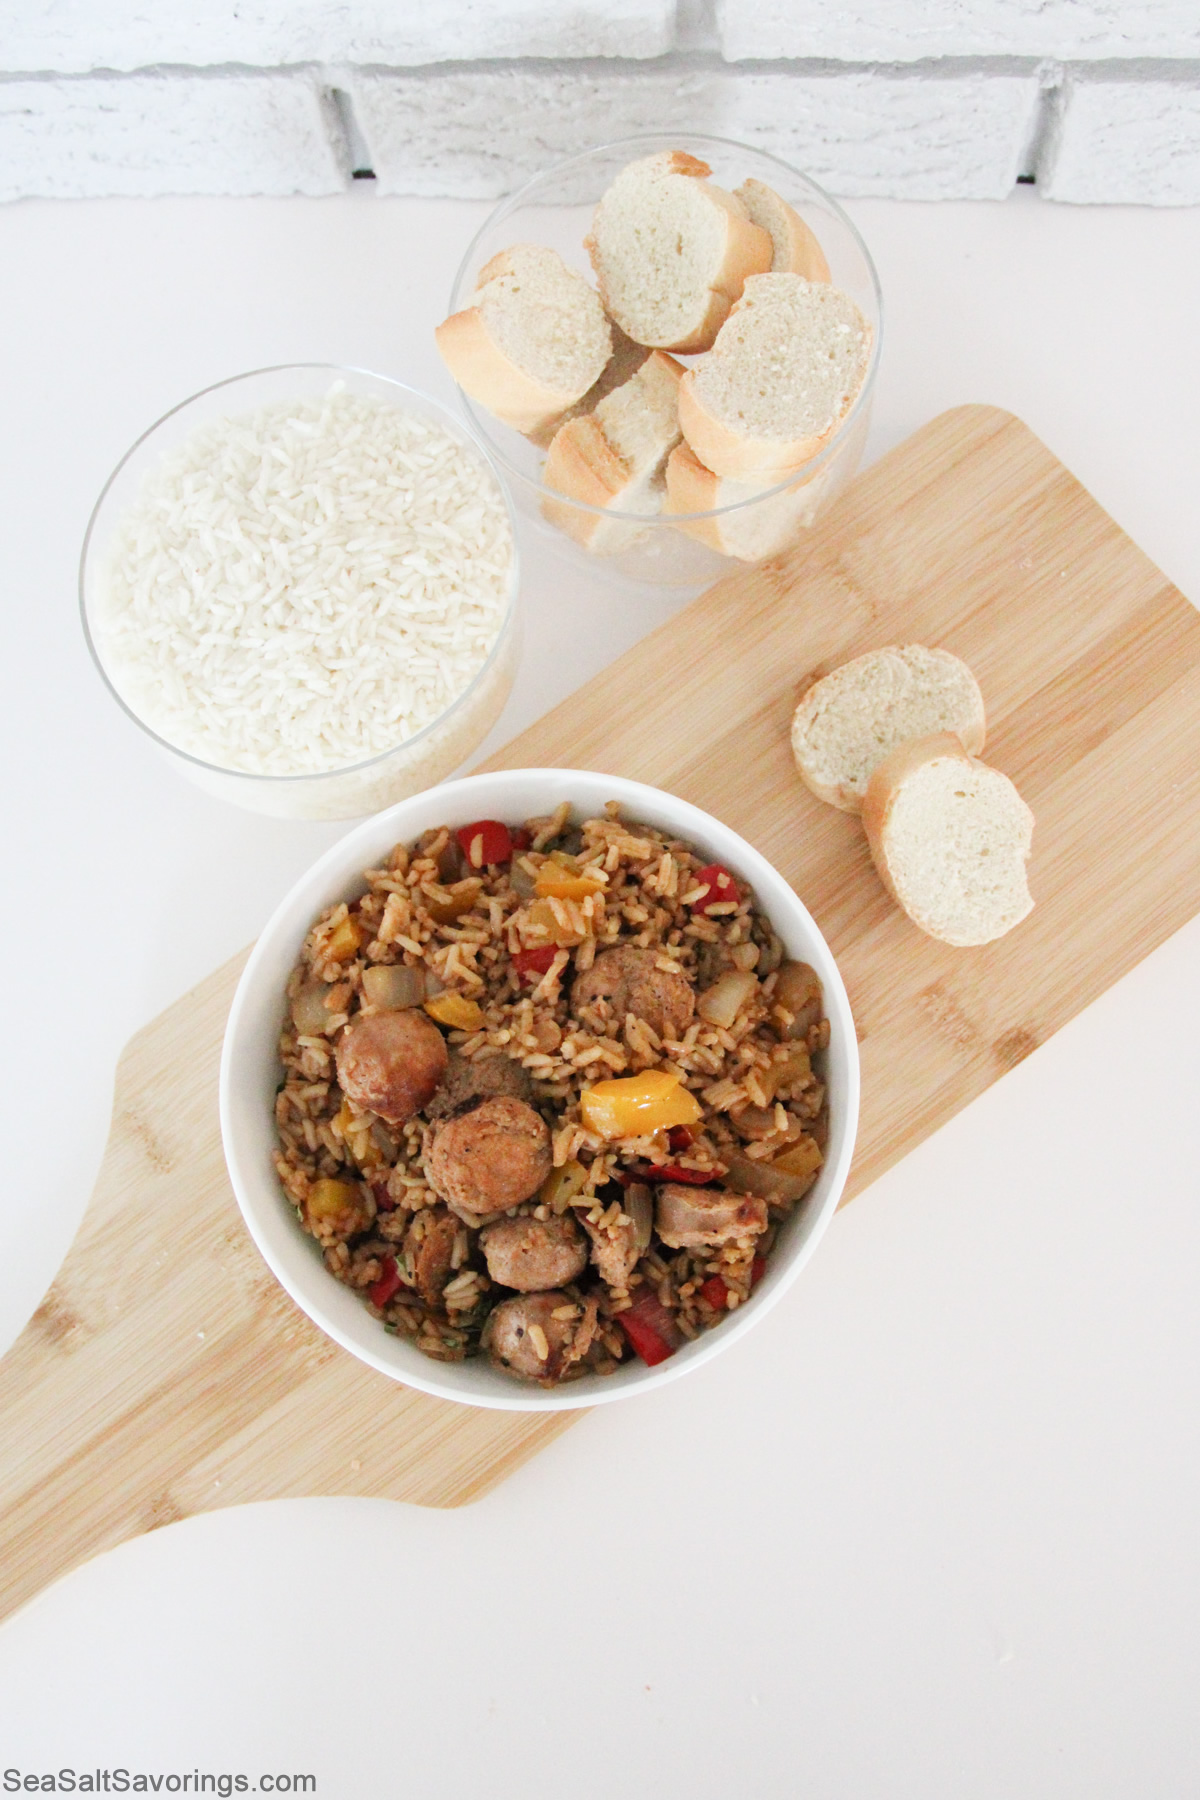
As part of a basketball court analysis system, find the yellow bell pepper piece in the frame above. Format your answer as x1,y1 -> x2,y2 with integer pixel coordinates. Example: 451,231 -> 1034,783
304,1178 -> 372,1239
538,1158 -> 590,1212
580,1068 -> 702,1140
424,992 -> 485,1030
534,871 -> 606,901
534,852 -> 606,901
524,897 -> 588,948
426,880 -> 483,924
325,913 -> 364,962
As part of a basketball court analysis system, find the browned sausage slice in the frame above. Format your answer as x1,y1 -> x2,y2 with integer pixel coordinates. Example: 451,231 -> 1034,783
582,1212 -> 641,1288
426,1048 -> 533,1121
482,1290 -> 598,1382
403,1206 -> 461,1306
570,945 -> 695,1040
425,1096 -> 552,1219
655,1182 -> 768,1249
336,1010 -> 448,1124
480,1213 -> 588,1291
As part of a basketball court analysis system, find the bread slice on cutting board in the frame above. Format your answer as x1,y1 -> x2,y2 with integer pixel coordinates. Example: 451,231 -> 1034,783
791,646 -> 986,813
862,733 -> 1035,947
585,150 -> 773,354
734,179 -> 831,282
677,273 -> 872,481
542,350 -> 684,553
435,243 -> 613,437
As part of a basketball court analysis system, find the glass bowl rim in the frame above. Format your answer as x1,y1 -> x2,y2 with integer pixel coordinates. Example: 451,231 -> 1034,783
79,362 -> 520,788
447,129 -> 884,526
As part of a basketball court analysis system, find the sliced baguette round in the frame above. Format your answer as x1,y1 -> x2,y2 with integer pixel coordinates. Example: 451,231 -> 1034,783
678,273 -> 873,481
735,178 -> 831,282
862,733 -> 1034,948
542,350 -> 684,554
435,243 -> 612,436
664,441 -> 826,562
584,150 -> 772,354
791,646 -> 986,813
525,324 -> 650,449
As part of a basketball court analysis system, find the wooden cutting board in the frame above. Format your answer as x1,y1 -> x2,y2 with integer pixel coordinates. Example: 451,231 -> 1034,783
4,404 -> 1199,1629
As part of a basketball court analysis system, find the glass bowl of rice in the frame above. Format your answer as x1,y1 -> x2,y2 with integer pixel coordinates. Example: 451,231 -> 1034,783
80,365 -> 520,820
445,132 -> 882,592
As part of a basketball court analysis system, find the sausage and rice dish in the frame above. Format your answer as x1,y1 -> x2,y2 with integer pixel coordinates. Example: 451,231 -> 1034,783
273,804 -> 830,1385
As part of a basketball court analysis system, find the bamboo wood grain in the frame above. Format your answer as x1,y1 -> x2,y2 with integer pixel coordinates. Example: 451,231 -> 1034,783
3,404 -> 1198,1628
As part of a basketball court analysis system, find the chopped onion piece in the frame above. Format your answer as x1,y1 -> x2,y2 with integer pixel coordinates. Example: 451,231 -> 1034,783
363,964 -> 426,1010
723,1149 -> 817,1205
292,981 -> 333,1036
774,962 -> 823,1039
697,969 -> 759,1029
625,1182 -> 654,1251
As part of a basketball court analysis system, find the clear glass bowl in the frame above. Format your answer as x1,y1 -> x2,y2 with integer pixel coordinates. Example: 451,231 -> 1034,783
80,365 -> 520,820
447,132 -> 883,591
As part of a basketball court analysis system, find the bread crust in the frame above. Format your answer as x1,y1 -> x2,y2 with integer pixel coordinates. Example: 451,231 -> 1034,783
542,415 -> 632,547
735,179 -> 831,283
862,733 -> 1034,946
541,351 -> 684,549
435,307 -> 592,437
436,247 -> 610,435
665,441 -> 829,562
791,648 -> 987,813
663,442 -> 726,553
678,365 -> 834,481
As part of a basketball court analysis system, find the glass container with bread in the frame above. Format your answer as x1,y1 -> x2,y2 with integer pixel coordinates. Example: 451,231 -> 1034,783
442,134 -> 882,589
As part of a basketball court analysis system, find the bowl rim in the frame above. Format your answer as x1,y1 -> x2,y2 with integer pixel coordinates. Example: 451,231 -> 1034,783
219,768 -> 861,1411
447,130 -> 884,526
78,362 -> 520,787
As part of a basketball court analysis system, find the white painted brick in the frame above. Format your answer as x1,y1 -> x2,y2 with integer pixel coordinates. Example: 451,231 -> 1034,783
351,60 -> 1040,202
0,72 -> 346,200
723,64 -> 1041,197
4,0 -> 675,76
1041,65 -> 1200,203
718,1 -> 1200,63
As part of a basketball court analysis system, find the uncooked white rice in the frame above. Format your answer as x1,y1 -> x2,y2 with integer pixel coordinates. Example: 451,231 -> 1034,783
94,385 -> 514,776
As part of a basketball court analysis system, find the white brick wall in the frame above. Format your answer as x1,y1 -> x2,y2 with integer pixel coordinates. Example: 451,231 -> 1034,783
3,0 -> 676,74
0,72 -> 344,200
717,1 -> 1200,63
2,0 -> 1199,203
1042,64 -> 1200,203
353,61 -> 1039,202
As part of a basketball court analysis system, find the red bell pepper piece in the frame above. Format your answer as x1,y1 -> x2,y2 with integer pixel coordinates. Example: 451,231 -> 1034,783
370,1176 -> 396,1213
700,1275 -> 730,1311
689,863 -> 740,914
668,1124 -> 696,1153
368,1255 -> 402,1309
456,819 -> 514,868
618,1290 -> 682,1367
512,944 -> 558,983
510,826 -> 532,851
701,1257 -> 768,1313
644,1162 -> 716,1185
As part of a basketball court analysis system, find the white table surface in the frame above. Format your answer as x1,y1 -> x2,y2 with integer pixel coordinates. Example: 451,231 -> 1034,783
1,186 -> 1199,1796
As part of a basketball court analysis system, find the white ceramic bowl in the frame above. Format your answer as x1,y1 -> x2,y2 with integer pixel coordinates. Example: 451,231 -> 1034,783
220,769 -> 860,1411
